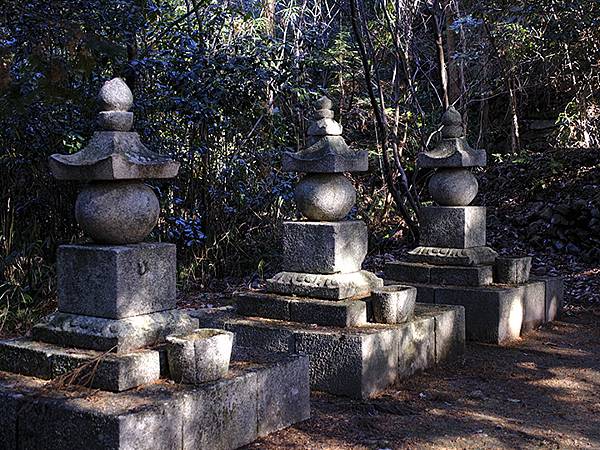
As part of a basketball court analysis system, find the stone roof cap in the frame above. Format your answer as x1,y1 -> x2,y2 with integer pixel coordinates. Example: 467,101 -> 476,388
49,78 -> 179,180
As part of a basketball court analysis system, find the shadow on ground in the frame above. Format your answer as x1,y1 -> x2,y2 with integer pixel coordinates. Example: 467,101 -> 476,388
248,312 -> 600,449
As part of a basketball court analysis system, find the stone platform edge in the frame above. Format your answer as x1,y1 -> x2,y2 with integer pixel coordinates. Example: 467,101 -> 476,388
0,348 -> 310,450
191,302 -> 466,399
383,276 -> 563,345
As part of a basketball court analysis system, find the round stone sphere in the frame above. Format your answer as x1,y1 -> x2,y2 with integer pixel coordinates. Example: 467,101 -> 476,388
428,168 -> 478,206
75,181 -> 160,244
295,173 -> 356,221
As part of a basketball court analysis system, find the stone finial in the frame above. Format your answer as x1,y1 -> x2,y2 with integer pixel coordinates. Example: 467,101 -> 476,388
315,96 -> 333,111
307,97 -> 342,138
441,106 -> 462,126
282,96 -> 368,173
97,78 -> 134,132
49,78 -> 179,181
98,78 -> 133,111
417,106 -> 486,168
441,106 -> 464,139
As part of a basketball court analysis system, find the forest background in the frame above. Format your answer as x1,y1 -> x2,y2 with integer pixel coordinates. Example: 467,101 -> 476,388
1,0 -> 598,333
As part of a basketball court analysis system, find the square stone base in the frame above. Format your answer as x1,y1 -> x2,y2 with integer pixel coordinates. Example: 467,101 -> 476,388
192,304 -> 465,399
388,277 -> 563,345
282,220 -> 367,274
0,349 -> 310,450
420,206 -> 486,248
58,243 -> 176,319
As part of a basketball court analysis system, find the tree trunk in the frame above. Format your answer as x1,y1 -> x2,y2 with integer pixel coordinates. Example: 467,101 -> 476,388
445,0 -> 465,109
508,76 -> 521,152
263,0 -> 275,114
431,1 -> 449,109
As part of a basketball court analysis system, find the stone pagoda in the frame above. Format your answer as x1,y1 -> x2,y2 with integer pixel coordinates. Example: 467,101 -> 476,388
385,107 -> 563,344
0,79 -> 309,449
268,95 -> 382,299
195,97 -> 467,399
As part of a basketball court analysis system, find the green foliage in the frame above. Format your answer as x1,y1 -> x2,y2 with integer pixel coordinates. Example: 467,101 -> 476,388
0,0 -> 597,333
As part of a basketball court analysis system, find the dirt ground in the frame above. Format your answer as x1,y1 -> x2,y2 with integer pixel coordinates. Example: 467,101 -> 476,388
246,311 -> 600,450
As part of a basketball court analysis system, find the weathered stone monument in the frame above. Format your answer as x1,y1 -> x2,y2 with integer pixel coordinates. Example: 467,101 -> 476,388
0,79 -> 309,449
195,97 -> 466,399
385,107 -> 563,344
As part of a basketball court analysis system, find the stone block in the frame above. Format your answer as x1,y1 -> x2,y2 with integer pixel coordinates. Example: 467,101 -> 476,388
0,338 -> 160,392
224,319 -> 296,353
295,328 -> 398,399
289,298 -> 367,327
0,337 -> 52,379
407,281 -> 552,344
414,304 -> 465,364
180,371 -> 258,450
32,310 -> 198,353
385,262 -> 493,286
224,318 -> 401,399
234,349 -> 311,437
236,291 -> 367,326
236,291 -> 292,320
216,306 -> 462,398
494,256 -> 532,284
521,281 -> 546,333
0,385 -> 21,449
0,350 -> 310,450
267,270 -> 383,300
384,261 -> 430,283
57,243 -> 176,319
17,392 -> 183,450
430,265 -> 493,286
396,315 -> 435,377
434,286 -> 524,344
533,276 -> 564,321
548,277 -> 564,321
420,206 -> 486,248
282,220 -> 367,274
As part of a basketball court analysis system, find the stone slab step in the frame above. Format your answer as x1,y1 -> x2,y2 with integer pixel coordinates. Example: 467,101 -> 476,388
192,304 -> 466,400
385,261 -> 493,286
0,349 -> 310,450
236,291 -> 367,327
385,276 -> 563,345
0,338 -> 160,392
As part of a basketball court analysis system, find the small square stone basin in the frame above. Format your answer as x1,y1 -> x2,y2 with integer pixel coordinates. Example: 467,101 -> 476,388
166,328 -> 234,385
371,285 -> 417,324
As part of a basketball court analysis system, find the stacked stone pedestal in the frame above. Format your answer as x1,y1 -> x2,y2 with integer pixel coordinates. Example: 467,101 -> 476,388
0,79 -> 309,449
199,98 -> 466,400
385,107 -> 563,345
0,243 -> 198,391
195,296 -> 465,399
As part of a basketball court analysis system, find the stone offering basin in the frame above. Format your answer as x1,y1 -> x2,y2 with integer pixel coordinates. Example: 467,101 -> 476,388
166,328 -> 234,384
371,285 -> 417,324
